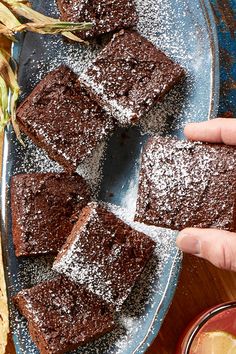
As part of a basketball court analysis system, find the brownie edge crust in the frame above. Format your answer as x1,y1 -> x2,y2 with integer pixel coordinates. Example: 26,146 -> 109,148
135,136 -> 236,231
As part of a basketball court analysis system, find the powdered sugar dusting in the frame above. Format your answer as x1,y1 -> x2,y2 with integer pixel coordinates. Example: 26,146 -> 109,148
136,137 -> 236,230
136,0 -> 215,134
13,135 -> 63,174
6,0 -> 215,352
53,202 -> 157,308
76,141 -> 108,192
20,0 -> 213,135
58,0 -> 138,39
11,202 -> 179,354
80,29 -> 184,125
12,134 -> 106,194
79,71 -> 136,124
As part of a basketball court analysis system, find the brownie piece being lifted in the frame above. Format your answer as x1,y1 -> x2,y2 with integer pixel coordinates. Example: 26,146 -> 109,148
80,30 -> 185,125
56,0 -> 138,40
11,173 -> 91,256
13,275 -> 115,354
135,136 -> 236,231
17,66 -> 114,172
53,202 -> 156,308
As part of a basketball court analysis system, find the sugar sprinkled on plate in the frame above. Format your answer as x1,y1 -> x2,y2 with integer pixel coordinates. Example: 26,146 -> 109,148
8,0 -> 208,351
11,203 -> 179,354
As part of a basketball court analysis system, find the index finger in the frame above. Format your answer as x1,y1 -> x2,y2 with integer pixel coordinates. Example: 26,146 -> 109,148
184,118 -> 236,145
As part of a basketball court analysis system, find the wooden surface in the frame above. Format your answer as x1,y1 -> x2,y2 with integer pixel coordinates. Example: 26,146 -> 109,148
1,2 -> 236,352
148,255 -> 236,353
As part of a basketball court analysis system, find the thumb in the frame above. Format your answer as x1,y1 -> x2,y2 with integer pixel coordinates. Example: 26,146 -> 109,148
176,228 -> 236,271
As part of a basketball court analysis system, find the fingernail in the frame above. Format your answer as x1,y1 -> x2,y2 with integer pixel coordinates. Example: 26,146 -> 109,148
176,233 -> 201,255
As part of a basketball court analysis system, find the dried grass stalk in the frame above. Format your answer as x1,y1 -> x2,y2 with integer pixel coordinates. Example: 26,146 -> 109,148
2,0 -> 91,43
0,49 -> 23,144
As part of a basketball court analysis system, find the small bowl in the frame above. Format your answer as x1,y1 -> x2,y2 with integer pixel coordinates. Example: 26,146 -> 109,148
176,301 -> 236,354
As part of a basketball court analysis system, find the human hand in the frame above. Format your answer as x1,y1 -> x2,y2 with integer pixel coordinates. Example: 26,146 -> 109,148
176,118 -> 236,271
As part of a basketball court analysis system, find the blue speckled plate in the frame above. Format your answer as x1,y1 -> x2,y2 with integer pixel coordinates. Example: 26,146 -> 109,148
1,0 -> 219,353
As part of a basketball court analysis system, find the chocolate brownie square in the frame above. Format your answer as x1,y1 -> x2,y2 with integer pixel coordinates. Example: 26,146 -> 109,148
80,30 -> 185,125
135,136 -> 236,231
56,0 -> 138,40
11,173 -> 91,256
13,275 -> 115,354
53,202 -> 156,307
17,66 -> 114,172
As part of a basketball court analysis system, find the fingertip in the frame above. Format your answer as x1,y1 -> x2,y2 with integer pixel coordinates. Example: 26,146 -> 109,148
176,228 -> 193,242
177,228 -> 236,271
176,229 -> 185,245
176,230 -> 201,255
184,121 -> 209,141
184,122 -> 199,140
176,232 -> 183,247
184,118 -> 236,145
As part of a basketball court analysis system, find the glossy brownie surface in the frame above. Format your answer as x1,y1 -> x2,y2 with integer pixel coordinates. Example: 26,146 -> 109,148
11,173 -> 91,256
57,0 -> 138,39
80,30 -> 185,125
135,136 -> 236,231
17,66 -> 114,172
13,275 -> 115,354
53,202 -> 156,307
